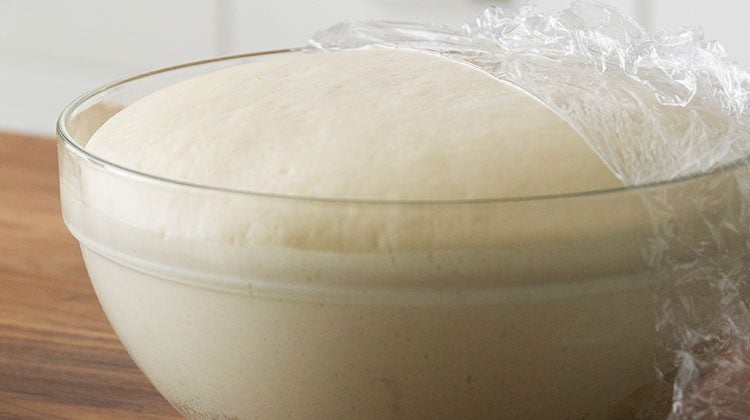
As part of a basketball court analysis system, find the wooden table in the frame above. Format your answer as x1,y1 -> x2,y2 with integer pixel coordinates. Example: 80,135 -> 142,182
0,133 -> 180,419
3,132 -> 749,419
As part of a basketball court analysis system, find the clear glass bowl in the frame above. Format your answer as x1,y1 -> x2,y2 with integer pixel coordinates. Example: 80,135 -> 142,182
56,49 -> 747,419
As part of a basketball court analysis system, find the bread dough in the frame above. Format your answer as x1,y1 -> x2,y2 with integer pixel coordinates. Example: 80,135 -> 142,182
86,47 -> 621,201
64,48 -> 656,419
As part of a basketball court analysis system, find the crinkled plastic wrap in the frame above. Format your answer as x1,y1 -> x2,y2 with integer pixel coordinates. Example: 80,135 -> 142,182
310,1 -> 750,418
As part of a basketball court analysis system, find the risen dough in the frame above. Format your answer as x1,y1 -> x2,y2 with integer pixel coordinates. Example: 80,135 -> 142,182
87,48 -> 620,200
66,47 -> 653,419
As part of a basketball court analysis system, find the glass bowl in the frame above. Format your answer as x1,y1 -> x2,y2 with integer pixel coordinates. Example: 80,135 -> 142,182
56,49 -> 749,419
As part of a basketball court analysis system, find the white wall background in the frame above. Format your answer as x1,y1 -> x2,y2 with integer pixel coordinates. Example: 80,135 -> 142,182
1,0 -> 746,137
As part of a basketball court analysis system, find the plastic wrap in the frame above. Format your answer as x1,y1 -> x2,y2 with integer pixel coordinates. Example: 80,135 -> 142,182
310,1 -> 750,418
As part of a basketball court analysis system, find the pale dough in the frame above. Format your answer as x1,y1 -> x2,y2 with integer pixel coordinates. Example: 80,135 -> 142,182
87,47 -> 621,201
67,48 -> 653,419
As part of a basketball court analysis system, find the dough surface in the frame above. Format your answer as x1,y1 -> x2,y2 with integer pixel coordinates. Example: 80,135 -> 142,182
87,48 -> 621,200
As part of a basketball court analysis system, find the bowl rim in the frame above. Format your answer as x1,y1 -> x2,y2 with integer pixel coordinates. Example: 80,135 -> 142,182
56,48 -> 750,206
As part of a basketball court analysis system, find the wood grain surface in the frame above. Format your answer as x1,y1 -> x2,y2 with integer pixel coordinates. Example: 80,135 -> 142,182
0,132 -> 180,419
